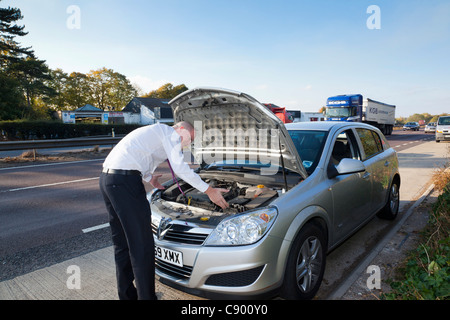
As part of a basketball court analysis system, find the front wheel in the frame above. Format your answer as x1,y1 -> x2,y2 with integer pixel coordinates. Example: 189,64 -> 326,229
280,223 -> 326,300
377,180 -> 400,220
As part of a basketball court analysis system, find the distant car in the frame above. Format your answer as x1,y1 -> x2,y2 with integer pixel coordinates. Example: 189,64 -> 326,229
424,122 -> 436,133
435,116 -> 450,142
403,122 -> 420,131
149,87 -> 401,300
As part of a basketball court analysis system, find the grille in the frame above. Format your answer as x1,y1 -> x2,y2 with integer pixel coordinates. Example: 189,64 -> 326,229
205,265 -> 265,287
152,223 -> 209,245
155,259 -> 193,280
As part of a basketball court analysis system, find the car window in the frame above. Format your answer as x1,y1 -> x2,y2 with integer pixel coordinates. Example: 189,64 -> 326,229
288,130 -> 328,174
356,128 -> 383,160
330,129 -> 360,165
438,117 -> 450,125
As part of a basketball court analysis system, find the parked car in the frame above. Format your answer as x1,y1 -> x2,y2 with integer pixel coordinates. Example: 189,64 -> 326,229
424,122 -> 436,133
435,116 -> 450,142
149,87 -> 400,299
403,122 -> 420,131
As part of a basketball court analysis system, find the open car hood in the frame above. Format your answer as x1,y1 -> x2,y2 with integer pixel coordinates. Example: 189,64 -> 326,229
169,87 -> 307,179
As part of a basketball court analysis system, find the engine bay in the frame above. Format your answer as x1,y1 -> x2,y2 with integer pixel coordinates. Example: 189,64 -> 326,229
159,178 -> 280,215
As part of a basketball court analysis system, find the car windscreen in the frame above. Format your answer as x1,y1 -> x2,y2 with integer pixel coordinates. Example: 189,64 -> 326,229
438,117 -> 450,125
325,107 -> 354,118
288,130 -> 328,174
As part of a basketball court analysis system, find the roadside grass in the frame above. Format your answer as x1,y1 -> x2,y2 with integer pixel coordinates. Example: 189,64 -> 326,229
383,164 -> 450,300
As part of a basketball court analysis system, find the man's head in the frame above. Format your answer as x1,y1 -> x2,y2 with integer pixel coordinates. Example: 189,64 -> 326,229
173,121 -> 195,147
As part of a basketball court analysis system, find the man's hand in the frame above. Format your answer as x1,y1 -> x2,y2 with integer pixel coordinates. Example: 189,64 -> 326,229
150,174 -> 165,190
205,186 -> 229,209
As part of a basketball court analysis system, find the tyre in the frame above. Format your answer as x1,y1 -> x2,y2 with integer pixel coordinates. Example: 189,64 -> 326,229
280,222 -> 326,300
377,179 -> 399,220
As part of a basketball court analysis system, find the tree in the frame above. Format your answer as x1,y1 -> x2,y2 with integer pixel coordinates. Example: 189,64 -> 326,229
87,67 -> 137,110
0,1 -> 33,120
90,68 -> 136,110
144,83 -> 188,99
0,72 -> 25,119
7,56 -> 56,115
406,113 -> 425,123
45,68 -> 69,111
64,72 -> 93,110
107,71 -> 137,111
0,1 -> 33,68
87,67 -> 113,110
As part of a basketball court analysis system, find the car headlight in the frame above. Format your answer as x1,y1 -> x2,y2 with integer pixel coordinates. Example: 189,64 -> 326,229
205,207 -> 278,246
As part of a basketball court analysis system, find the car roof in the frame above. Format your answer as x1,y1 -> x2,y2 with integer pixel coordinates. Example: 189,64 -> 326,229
285,121 -> 378,132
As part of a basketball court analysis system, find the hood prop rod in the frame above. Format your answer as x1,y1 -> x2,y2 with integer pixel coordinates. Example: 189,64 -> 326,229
278,131 -> 289,191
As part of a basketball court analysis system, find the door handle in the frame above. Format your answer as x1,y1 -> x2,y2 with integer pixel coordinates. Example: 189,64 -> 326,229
363,172 -> 371,179
384,161 -> 390,167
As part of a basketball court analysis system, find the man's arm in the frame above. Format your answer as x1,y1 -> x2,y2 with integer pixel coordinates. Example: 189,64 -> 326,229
160,127 -> 229,209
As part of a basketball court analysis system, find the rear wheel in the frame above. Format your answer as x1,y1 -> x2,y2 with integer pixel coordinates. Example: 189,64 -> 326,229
280,223 -> 326,300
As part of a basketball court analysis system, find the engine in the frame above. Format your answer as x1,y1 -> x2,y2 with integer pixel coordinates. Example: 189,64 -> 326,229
160,179 -> 279,214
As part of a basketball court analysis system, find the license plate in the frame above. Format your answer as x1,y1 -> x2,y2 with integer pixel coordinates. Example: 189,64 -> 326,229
155,245 -> 183,267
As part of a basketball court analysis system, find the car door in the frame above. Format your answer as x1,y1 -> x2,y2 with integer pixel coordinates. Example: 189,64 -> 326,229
328,128 -> 373,240
355,128 -> 387,216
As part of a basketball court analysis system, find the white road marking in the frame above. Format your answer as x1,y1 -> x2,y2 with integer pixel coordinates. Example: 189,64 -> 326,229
82,223 -> 110,233
1,177 -> 99,193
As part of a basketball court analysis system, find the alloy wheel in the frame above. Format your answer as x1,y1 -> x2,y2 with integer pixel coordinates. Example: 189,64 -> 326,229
296,236 -> 323,293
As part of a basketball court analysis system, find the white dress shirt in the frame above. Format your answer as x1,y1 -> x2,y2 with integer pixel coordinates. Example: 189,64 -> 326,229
103,123 -> 209,193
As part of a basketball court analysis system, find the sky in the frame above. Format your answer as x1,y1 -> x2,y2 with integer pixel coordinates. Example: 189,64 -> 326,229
2,0 -> 450,117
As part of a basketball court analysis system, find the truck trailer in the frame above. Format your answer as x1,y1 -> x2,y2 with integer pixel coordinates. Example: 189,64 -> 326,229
325,94 -> 395,135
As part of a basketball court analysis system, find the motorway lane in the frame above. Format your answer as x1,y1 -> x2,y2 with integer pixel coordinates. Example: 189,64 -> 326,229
0,130 -> 434,281
388,129 -> 435,151
0,159 -> 102,192
0,159 -> 105,256
0,158 -> 175,281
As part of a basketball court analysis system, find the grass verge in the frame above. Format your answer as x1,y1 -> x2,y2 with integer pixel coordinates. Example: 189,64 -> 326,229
383,165 -> 450,300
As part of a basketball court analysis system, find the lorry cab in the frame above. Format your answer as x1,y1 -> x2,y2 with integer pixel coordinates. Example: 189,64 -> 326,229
324,94 -> 362,122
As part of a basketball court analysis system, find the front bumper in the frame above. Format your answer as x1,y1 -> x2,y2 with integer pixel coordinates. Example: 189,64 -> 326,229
436,132 -> 450,141
154,234 -> 286,298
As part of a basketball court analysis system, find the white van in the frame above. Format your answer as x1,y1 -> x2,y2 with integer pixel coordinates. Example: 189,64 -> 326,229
435,116 -> 450,142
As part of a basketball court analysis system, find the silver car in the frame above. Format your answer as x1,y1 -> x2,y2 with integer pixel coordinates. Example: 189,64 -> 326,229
425,122 -> 436,133
149,87 -> 400,299
435,116 -> 450,142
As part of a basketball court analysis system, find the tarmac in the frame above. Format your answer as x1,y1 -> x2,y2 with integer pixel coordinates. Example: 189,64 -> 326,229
0,139 -> 448,300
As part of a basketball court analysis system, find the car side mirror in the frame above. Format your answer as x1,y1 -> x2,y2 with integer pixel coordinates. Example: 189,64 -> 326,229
327,158 -> 365,179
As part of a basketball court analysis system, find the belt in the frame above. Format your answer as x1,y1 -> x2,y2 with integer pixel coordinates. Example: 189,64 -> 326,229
102,168 -> 141,176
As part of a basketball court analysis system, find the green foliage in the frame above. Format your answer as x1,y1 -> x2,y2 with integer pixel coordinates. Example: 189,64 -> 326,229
395,113 -> 449,126
144,83 -> 188,99
383,184 -> 450,300
0,120 -> 141,140
0,71 -> 26,119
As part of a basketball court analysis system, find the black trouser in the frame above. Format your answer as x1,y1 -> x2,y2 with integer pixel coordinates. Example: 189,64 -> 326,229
99,172 -> 156,300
